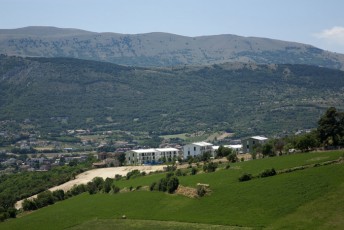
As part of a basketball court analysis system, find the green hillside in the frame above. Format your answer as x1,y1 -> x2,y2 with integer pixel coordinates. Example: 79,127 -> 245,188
1,151 -> 343,229
1,55 -> 344,136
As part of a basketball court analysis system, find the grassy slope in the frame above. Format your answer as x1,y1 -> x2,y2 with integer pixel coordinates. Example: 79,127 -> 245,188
1,151 -> 343,229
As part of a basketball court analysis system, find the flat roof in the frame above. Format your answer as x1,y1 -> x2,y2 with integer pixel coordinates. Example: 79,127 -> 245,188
131,149 -> 157,153
251,136 -> 268,141
156,148 -> 179,152
131,147 -> 179,153
193,141 -> 213,147
225,144 -> 243,149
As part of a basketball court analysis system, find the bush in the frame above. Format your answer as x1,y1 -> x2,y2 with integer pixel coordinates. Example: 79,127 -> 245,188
52,189 -> 65,201
166,176 -> 179,193
227,153 -> 238,163
87,182 -> 97,195
22,199 -> 37,211
70,184 -> 86,196
165,165 -> 177,172
191,167 -> 198,175
203,162 -> 218,173
175,169 -> 183,176
150,182 -> 157,191
225,164 -> 230,169
152,174 -> 179,194
259,168 -> 277,178
111,184 -> 120,194
238,173 -> 252,182
126,170 -> 141,180
197,186 -> 207,197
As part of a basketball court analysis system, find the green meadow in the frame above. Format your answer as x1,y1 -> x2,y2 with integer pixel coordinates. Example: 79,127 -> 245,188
2,151 -> 344,229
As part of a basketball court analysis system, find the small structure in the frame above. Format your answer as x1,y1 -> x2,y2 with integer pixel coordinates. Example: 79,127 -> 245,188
242,136 -> 268,153
183,142 -> 214,159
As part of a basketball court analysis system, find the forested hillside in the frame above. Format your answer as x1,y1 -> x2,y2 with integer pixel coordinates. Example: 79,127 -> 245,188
1,55 -> 344,136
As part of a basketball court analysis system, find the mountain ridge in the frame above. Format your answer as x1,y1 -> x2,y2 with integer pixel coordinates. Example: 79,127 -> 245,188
1,55 -> 344,136
1,26 -> 344,69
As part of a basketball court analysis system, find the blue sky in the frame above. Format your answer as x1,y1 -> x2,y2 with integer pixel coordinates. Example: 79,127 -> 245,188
1,0 -> 344,53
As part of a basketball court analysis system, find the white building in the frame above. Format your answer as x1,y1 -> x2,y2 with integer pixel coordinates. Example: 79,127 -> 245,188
212,144 -> 243,154
183,142 -> 214,159
242,136 -> 268,153
126,147 -> 179,165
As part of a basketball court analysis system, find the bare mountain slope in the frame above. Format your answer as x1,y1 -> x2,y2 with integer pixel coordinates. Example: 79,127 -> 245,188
1,26 -> 344,69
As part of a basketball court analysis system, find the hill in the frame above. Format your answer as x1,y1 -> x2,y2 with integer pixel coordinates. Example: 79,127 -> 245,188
1,150 -> 343,229
1,55 -> 344,135
1,26 -> 344,69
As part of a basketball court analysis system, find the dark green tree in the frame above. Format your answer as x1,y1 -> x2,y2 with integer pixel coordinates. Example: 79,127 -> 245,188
317,107 -> 344,146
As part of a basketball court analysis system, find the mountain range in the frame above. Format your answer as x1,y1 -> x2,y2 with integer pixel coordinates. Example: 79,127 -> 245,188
1,55 -> 343,136
1,26 -> 344,69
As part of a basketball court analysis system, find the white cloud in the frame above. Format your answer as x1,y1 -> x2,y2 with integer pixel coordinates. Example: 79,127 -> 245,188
315,26 -> 344,45
313,26 -> 344,53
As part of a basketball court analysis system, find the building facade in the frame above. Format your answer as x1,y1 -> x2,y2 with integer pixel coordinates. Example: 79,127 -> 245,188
126,147 -> 179,165
183,141 -> 214,159
242,136 -> 268,153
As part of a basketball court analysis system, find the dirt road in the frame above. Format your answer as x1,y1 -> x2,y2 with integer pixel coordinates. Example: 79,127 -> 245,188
15,165 -> 165,210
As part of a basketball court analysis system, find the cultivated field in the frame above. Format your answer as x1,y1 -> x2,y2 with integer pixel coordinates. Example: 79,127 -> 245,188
3,150 -> 344,230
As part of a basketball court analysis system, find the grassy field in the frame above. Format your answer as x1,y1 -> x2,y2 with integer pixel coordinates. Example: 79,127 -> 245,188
1,150 -> 343,229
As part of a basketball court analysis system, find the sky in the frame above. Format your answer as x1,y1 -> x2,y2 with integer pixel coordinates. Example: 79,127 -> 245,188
1,0 -> 344,53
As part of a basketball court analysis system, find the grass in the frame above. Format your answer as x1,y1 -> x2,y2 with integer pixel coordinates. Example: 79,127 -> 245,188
1,150 -> 344,229
69,219 -> 250,230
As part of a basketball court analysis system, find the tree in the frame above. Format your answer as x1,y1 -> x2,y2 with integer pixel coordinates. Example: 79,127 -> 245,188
262,143 -> 274,157
116,153 -> 126,166
295,131 -> 319,152
216,146 -> 232,158
166,176 -> 179,193
318,107 -> 344,147
227,153 -> 238,163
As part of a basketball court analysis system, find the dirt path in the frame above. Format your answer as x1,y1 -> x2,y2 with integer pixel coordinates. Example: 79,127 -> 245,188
15,165 -> 165,210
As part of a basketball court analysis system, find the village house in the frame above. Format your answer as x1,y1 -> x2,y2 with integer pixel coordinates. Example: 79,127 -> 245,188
183,141 -> 214,159
242,136 -> 268,153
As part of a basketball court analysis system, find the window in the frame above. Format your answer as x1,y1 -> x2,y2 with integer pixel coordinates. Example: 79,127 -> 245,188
194,147 -> 196,151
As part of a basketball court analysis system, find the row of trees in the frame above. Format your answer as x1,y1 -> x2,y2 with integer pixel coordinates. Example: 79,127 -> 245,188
251,107 -> 344,156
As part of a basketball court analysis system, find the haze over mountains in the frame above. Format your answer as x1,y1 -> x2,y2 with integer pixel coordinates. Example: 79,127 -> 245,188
1,26 -> 344,69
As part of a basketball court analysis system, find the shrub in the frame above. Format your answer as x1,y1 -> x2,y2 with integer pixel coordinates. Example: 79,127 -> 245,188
203,162 -> 218,173
197,186 -> 207,197
191,167 -> 198,175
111,184 -> 120,194
225,164 -> 231,169
115,174 -> 123,180
238,173 -> 252,182
227,153 -> 238,163
150,182 -> 157,191
87,182 -> 97,195
22,199 -> 37,211
70,184 -> 86,196
259,168 -> 277,178
165,165 -> 177,172
52,189 -> 65,201
175,169 -> 183,176
158,178 -> 168,192
152,174 -> 179,193
126,170 -> 141,180
166,176 -> 179,193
